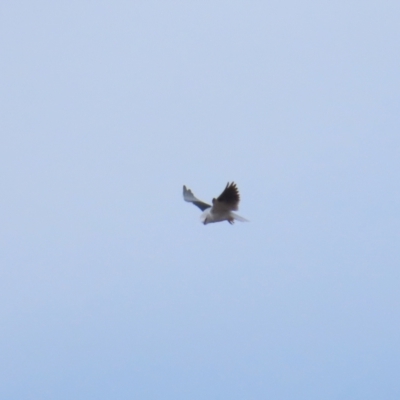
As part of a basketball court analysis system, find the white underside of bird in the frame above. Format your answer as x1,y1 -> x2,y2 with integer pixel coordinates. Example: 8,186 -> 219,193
199,208 -> 248,224
183,182 -> 248,225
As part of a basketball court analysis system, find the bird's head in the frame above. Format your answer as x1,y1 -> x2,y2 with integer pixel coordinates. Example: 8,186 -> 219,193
200,209 -> 211,225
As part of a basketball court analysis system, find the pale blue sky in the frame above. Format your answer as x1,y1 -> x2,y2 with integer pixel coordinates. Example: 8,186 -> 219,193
1,2 -> 399,399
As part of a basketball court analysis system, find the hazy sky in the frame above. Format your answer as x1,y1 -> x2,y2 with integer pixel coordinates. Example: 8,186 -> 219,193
1,2 -> 399,399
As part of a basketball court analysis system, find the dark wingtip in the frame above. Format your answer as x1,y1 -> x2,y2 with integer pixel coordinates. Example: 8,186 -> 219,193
216,181 -> 240,205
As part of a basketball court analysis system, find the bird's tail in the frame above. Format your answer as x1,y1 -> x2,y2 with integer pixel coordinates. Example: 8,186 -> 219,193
231,212 -> 248,222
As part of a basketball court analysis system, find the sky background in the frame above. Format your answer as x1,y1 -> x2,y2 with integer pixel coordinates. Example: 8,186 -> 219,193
1,1 -> 399,399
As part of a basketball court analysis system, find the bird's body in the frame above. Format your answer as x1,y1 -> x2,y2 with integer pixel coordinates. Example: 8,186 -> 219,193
183,182 -> 247,225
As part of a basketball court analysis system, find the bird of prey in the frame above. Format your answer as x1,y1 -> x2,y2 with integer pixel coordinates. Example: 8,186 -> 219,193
183,182 -> 248,225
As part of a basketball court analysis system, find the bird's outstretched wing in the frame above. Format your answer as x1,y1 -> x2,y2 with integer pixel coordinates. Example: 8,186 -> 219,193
212,182 -> 240,211
183,185 -> 211,211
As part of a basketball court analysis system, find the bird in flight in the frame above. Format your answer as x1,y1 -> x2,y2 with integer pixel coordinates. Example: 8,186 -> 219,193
183,182 -> 248,225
